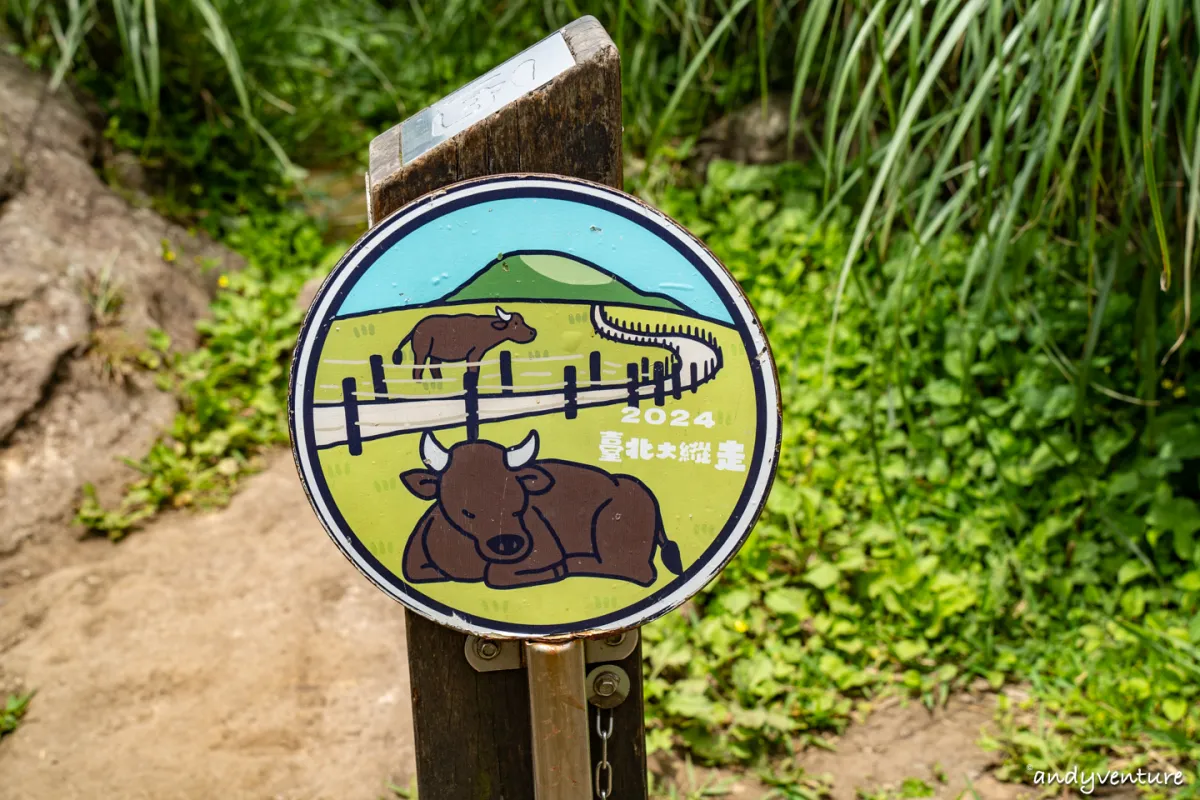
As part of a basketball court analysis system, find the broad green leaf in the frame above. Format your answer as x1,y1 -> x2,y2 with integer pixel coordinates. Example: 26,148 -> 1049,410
1175,571 -> 1200,592
804,562 -> 841,590
1118,560 -> 1150,585
927,379 -> 963,406
893,639 -> 928,662
1093,425 -> 1135,466
663,689 -> 728,725
764,587 -> 811,616
1040,385 -> 1076,423
1148,497 -> 1200,538
1162,697 -> 1187,722
716,588 -> 757,616
1121,586 -> 1146,618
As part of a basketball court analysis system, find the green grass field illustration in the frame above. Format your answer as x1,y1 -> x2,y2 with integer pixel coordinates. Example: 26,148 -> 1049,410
311,293 -> 761,626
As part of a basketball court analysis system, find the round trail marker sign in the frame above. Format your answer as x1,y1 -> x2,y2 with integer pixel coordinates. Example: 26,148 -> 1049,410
290,175 -> 780,638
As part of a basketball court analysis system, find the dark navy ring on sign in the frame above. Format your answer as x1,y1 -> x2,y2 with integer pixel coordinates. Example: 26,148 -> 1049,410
289,174 -> 780,639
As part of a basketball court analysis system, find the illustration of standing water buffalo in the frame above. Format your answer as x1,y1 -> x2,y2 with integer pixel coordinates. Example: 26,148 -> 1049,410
399,431 -> 684,589
391,306 -> 536,379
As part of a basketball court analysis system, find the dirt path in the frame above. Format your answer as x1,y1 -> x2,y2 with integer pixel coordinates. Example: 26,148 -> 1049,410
0,453 -> 415,800
656,693 -> 1035,800
792,693 -> 1027,799
590,304 -> 722,378
0,449 -> 1037,800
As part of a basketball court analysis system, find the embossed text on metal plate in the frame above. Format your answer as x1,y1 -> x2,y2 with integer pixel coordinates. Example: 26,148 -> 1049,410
400,32 -> 575,165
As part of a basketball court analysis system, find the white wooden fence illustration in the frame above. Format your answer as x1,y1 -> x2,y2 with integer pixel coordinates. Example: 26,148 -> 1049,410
312,304 -> 724,453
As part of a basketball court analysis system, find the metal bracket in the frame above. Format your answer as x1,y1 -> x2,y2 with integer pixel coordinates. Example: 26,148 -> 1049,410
465,629 -> 639,673
584,630 -> 638,663
464,635 -> 523,672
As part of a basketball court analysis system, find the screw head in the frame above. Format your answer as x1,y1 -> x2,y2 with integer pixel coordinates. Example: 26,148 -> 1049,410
603,632 -> 626,648
475,639 -> 501,660
594,671 -> 620,697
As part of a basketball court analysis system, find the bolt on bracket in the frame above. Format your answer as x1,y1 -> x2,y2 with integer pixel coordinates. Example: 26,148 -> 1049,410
585,664 -> 631,708
464,635 -> 523,672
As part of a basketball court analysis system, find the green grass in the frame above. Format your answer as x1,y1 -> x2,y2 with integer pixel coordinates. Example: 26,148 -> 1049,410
1,692 -> 34,739
4,0 -> 1200,794
639,161 -> 1199,792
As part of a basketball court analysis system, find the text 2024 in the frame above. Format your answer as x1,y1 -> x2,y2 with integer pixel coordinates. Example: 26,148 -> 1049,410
619,408 -> 729,427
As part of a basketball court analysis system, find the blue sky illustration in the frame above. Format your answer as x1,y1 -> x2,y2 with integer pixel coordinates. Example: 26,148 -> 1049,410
336,196 -> 733,324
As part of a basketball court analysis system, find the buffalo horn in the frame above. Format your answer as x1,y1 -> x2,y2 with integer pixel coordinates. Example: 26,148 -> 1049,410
495,305 -> 512,321
505,431 -> 539,469
420,431 -> 450,472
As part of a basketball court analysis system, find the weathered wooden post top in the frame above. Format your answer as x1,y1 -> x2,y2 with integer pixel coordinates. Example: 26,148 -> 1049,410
289,16 -> 780,799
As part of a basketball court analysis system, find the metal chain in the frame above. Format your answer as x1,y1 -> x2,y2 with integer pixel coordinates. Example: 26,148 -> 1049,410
594,706 -> 614,799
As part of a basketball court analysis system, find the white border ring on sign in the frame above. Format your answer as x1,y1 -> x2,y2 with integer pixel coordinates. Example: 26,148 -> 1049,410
289,174 -> 781,640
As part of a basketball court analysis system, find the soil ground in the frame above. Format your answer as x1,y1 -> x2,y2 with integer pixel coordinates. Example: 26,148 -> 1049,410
657,694 -> 1037,800
1,452 -> 1048,800
0,454 -> 414,800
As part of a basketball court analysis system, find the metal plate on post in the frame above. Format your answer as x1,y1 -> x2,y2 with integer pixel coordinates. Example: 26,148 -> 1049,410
401,32 -> 575,166
289,175 -> 782,640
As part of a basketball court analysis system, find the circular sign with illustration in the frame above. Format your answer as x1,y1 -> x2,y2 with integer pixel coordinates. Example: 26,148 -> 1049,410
290,175 -> 780,638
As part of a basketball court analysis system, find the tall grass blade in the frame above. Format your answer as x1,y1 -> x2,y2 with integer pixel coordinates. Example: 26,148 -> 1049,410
1162,117 -> 1200,363
823,0 -> 985,381
821,0 -> 888,200
1034,0 -> 1107,213
186,0 -> 300,178
290,24 -> 403,114
756,0 -> 767,119
145,0 -> 159,122
833,0 -> 931,191
786,0 -> 833,156
912,3 -> 1039,232
47,0 -> 95,92
1142,0 -> 1172,290
648,0 -> 755,157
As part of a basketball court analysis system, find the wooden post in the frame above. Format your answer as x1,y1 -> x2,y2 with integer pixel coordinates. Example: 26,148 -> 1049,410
366,17 -> 647,799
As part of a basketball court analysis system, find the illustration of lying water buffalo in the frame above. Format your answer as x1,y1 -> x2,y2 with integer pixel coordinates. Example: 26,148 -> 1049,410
391,306 -> 536,379
399,430 -> 684,589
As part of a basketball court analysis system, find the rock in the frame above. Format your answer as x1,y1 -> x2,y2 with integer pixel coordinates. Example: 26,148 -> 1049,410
295,273 -> 326,313
0,279 -> 90,441
690,93 -> 804,172
0,53 -> 242,580
101,150 -> 150,196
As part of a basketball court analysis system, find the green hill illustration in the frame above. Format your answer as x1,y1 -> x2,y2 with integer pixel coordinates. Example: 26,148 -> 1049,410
443,253 -> 684,311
